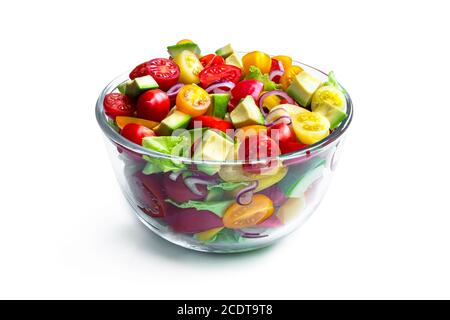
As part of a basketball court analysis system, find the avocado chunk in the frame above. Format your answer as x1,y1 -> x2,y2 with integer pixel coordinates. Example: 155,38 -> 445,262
117,76 -> 159,98
287,71 -> 322,107
230,95 -> 264,128
311,85 -> 347,129
280,159 -> 326,198
207,93 -> 230,119
215,44 -> 234,59
194,130 -> 234,162
225,53 -> 243,69
167,42 -> 201,58
154,111 -> 191,136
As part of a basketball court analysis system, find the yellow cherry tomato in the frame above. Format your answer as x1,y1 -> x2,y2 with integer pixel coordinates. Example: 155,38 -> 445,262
173,50 -> 204,84
280,65 -> 304,90
194,227 -> 224,242
177,39 -> 193,45
234,125 -> 268,142
259,91 -> 282,111
292,111 -> 330,145
176,84 -> 211,117
223,194 -> 274,229
115,116 -> 159,130
272,55 -> 293,71
242,51 -> 272,75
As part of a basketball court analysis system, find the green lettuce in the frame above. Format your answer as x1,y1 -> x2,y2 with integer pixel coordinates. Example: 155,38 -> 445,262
322,71 -> 347,94
165,199 -> 234,217
207,181 -> 249,192
141,136 -> 189,174
246,65 -> 280,91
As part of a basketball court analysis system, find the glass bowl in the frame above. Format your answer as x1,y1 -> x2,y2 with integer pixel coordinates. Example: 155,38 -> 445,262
95,57 -> 353,253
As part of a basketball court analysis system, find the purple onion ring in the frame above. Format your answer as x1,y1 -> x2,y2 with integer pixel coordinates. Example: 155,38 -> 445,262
236,181 -> 258,205
258,90 -> 294,116
167,83 -> 184,98
169,170 -> 184,181
183,177 -> 214,196
269,70 -> 284,81
205,81 -> 235,93
265,115 -> 292,127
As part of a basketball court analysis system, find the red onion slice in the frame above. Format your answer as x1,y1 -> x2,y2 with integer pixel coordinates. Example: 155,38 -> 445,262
269,70 -> 284,82
169,170 -> 184,181
183,177 -> 215,196
167,83 -> 184,97
259,90 -> 294,116
205,81 -> 235,93
265,115 -> 292,127
236,181 -> 258,205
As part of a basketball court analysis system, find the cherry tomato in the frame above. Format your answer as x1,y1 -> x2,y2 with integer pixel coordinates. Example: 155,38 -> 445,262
136,89 -> 170,122
129,58 -> 180,91
190,115 -> 233,133
279,141 -> 308,155
165,206 -> 224,233
120,123 -> 155,145
199,64 -> 242,88
199,54 -> 225,68
127,172 -> 166,218
267,123 -> 297,144
234,125 -> 268,141
229,80 -> 264,111
176,84 -> 211,117
238,134 -> 280,174
223,194 -> 274,229
162,172 -> 206,203
103,93 -> 135,119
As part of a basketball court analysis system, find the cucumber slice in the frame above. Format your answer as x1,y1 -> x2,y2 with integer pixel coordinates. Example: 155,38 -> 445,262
207,93 -> 230,119
167,42 -> 201,57
311,85 -> 347,129
280,159 -> 326,198
215,44 -> 234,59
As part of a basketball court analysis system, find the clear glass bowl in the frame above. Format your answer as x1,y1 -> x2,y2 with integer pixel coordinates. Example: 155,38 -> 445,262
95,58 -> 353,253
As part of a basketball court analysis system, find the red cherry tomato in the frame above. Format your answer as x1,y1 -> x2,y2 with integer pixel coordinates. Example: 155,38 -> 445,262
120,123 -> 155,145
198,64 -> 242,88
199,54 -> 225,68
238,134 -> 280,174
127,172 -> 166,218
162,173 -> 206,203
190,116 -> 234,133
267,123 -> 297,144
103,93 -> 135,119
136,89 -> 170,122
164,206 -> 224,233
229,80 -> 264,111
279,141 -> 308,155
129,58 -> 180,91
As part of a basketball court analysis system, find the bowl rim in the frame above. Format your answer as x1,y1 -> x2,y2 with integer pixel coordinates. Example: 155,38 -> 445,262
95,57 -> 353,165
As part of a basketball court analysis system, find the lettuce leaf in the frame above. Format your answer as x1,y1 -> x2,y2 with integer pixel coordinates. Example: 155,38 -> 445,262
165,199 -> 234,217
141,136 -> 189,174
246,66 -> 280,91
207,181 -> 249,192
322,71 -> 347,94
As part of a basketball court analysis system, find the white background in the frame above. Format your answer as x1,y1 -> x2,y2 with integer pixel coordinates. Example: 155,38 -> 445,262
1,0 -> 449,299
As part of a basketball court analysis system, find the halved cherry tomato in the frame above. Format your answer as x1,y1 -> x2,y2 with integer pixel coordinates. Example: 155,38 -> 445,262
199,54 -> 225,68
127,172 -> 166,218
174,50 -> 204,84
115,116 -> 159,130
199,64 -> 242,88
234,125 -> 268,141
267,123 -> 297,144
280,65 -> 304,90
242,51 -> 272,75
176,84 -> 211,117
238,134 -> 280,174
272,55 -> 293,71
120,123 -> 155,145
129,58 -> 180,91
279,141 -> 308,155
229,80 -> 264,111
223,194 -> 274,229
103,93 -> 135,119
190,115 -> 233,133
136,89 -> 170,122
